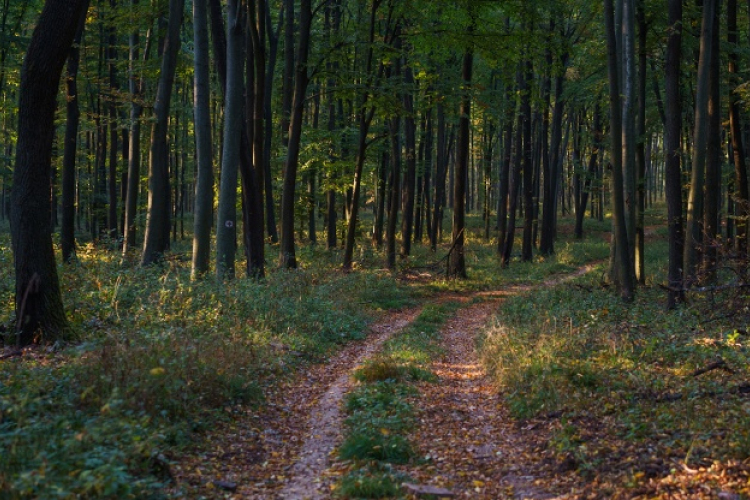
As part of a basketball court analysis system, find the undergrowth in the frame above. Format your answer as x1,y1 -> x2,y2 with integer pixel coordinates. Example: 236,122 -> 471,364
0,238 -> 414,499
480,235 -> 750,494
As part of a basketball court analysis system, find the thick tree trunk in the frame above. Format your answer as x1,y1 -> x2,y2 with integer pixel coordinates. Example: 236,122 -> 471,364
12,0 -> 89,345
191,0 -> 213,278
141,0 -> 184,265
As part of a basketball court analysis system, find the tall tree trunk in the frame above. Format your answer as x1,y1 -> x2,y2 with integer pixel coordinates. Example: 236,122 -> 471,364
728,0 -> 748,257
12,0 -> 89,345
386,114 -> 401,270
605,0 -> 635,301
61,5 -> 89,263
400,62 -> 417,257
281,0 -> 294,148
215,0 -> 244,279
449,38 -> 473,278
264,1 -> 281,243
622,0 -> 637,272
280,0 -> 312,268
342,0 -> 384,270
684,0 -> 717,285
107,0 -> 119,239
703,2 -> 721,277
635,0 -> 647,283
141,0 -> 184,265
665,0 -> 684,307
521,57 -> 534,262
191,0 -> 213,278
122,3 -> 151,254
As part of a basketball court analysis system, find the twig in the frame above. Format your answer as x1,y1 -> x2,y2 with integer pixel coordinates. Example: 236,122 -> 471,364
691,358 -> 735,377
0,350 -> 22,361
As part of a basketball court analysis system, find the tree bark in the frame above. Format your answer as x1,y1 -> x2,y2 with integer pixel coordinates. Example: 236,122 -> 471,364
12,0 -> 89,345
728,0 -> 747,257
191,0 -> 213,278
684,0 -> 717,285
279,0 -> 312,269
141,0 -> 184,265
604,0 -> 635,301
449,39 -> 473,278
61,4 -> 89,263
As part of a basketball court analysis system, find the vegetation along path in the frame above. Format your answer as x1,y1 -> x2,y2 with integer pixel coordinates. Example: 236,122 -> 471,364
173,266 -> 595,499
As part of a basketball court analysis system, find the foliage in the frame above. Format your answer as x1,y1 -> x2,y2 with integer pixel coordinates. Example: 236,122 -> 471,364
0,237 -> 417,499
480,236 -> 750,493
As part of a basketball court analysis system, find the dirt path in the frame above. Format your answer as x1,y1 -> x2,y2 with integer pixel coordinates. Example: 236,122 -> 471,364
171,307 -> 422,499
398,299 -> 559,499
172,267 -> 594,499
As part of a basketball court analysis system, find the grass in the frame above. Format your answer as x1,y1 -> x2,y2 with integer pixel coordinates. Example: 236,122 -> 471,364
336,302 -> 459,498
0,235 -> 417,499
479,232 -> 750,494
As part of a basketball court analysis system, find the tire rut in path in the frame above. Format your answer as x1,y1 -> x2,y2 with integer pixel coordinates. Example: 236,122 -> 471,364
263,307 -> 423,500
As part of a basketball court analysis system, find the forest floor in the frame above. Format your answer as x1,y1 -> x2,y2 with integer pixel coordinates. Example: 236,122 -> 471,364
171,265 -> 602,499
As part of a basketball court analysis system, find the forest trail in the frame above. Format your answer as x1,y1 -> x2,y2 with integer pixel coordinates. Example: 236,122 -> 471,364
172,266 -> 594,499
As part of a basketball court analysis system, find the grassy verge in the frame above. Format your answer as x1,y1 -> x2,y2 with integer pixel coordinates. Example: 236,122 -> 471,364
336,302 -> 458,499
480,236 -> 750,495
0,238 -> 415,499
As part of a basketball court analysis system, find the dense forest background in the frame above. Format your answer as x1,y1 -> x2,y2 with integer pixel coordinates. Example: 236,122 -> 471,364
3,0 -> 750,497
3,0 -> 748,324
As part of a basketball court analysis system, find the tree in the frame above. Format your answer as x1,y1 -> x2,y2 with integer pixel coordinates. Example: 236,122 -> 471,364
140,0 -> 185,266
11,0 -> 89,346
215,0 -> 244,279
191,0 -> 213,278
61,4 -> 89,263
683,0 -> 717,285
449,24 -> 473,278
604,0 -> 635,301
279,0 -> 312,269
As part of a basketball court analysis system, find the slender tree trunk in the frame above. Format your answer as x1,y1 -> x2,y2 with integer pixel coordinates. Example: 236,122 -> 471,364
280,0 -> 312,268
191,0 -> 213,278
215,0 -> 245,279
575,102 -> 602,239
342,0 -> 384,270
12,0 -> 89,345
605,0 -> 635,301
386,114 -> 401,270
107,0 -> 119,239
264,2 -> 281,243
521,57 -> 533,262
401,62 -> 417,257
728,0 -> 747,257
703,2 -> 721,278
635,0 -> 647,283
61,5 -> 88,263
684,0 -> 717,285
449,38 -> 473,278
141,0 -> 184,265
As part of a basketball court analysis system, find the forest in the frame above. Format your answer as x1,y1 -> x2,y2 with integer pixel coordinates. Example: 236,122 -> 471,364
2,0 -> 750,498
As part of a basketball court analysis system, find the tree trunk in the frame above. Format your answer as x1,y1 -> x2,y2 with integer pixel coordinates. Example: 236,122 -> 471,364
141,0 -> 184,265
449,39 -> 473,278
61,5 -> 88,263
280,0 -> 312,268
703,2 -> 721,278
728,0 -> 748,257
12,0 -> 89,345
605,0 -> 635,301
401,63 -> 417,257
521,57 -> 533,262
683,0 -> 716,285
191,0 -> 213,278
215,0 -> 245,279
